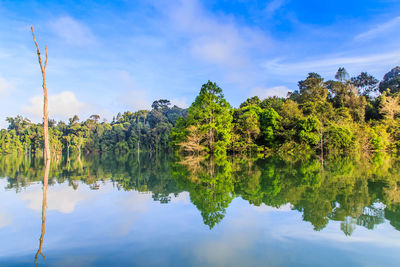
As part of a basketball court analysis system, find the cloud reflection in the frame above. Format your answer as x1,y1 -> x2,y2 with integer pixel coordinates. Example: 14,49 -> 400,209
20,184 -> 91,214
0,212 -> 11,229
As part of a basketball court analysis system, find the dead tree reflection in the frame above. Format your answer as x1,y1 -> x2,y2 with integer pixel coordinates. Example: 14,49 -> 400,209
34,159 -> 49,266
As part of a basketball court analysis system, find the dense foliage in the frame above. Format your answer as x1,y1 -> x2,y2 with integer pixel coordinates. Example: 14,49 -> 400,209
170,81 -> 232,155
1,66 -> 400,156
1,100 -> 186,155
172,67 -> 400,155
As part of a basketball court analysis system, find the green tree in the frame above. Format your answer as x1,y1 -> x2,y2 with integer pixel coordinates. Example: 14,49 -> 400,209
335,67 -> 349,82
379,66 -> 400,94
326,80 -> 367,122
350,72 -> 378,97
276,99 -> 303,142
379,91 -> 400,120
260,108 -> 280,147
174,81 -> 232,155
298,116 -> 321,146
298,73 -> 329,105
232,97 -> 262,152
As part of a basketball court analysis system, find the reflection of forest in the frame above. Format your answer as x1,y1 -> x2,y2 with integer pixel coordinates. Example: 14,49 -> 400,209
1,152 -> 400,235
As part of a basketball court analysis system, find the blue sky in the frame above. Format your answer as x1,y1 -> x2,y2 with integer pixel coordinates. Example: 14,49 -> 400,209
0,0 -> 400,128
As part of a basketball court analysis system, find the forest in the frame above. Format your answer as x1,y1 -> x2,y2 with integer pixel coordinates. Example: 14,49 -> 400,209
1,66 -> 400,156
0,99 -> 187,156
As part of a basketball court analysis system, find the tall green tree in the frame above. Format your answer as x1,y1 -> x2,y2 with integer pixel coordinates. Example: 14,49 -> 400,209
335,67 -> 349,82
174,81 -> 232,155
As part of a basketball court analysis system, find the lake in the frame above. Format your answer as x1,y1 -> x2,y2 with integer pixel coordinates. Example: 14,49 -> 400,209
0,153 -> 399,266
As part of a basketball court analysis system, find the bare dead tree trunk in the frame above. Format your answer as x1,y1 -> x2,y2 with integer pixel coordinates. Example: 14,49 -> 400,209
31,26 -> 50,165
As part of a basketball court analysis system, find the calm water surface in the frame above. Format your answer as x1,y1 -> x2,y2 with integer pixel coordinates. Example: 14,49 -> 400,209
0,153 -> 399,266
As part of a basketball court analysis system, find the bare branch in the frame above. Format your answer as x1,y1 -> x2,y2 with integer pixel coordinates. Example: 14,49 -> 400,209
31,26 -> 44,73
31,25 -> 50,163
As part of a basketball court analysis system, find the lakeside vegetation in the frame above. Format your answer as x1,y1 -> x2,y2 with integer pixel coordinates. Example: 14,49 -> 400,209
1,66 -> 400,156
0,100 -> 187,155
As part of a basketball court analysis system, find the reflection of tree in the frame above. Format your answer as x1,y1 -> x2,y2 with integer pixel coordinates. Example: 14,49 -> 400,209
356,207 -> 385,230
0,153 -> 181,203
383,175 -> 400,231
1,152 -> 400,235
383,179 -> 400,231
385,206 -> 400,231
172,155 -> 234,229
34,157 -> 49,266
297,195 -> 331,231
110,153 -> 181,199
340,217 -> 356,236
234,154 -> 400,234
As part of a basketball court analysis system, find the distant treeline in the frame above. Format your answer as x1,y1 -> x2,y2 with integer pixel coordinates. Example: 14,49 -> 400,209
0,99 -> 187,155
1,66 -> 400,155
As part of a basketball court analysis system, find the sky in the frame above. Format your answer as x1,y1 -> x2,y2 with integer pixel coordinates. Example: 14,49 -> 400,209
0,0 -> 400,129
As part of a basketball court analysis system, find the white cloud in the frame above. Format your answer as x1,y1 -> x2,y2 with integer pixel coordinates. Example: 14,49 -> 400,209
192,39 -> 238,66
22,91 -> 87,121
0,51 -> 11,59
263,50 -> 400,76
0,120 -> 8,130
117,71 -> 152,111
0,76 -> 12,96
171,97 -> 189,108
49,16 -> 96,46
252,203 -> 293,213
116,191 -> 153,235
170,192 -> 190,204
264,0 -> 286,17
194,231 -> 258,266
250,86 -> 291,99
96,109 -> 114,123
157,0 -> 272,68
0,212 -> 11,228
355,16 -> 400,41
122,89 -> 151,111
119,191 -> 153,212
20,184 -> 91,214
114,191 -> 190,237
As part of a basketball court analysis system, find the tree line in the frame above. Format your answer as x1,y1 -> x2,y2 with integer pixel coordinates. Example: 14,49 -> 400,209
0,100 -> 186,155
172,66 -> 400,155
1,66 -> 400,156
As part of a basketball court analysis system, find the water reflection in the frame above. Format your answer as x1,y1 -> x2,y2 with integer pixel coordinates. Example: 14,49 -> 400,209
172,155 -> 234,229
0,152 -> 400,235
34,157 -> 49,266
